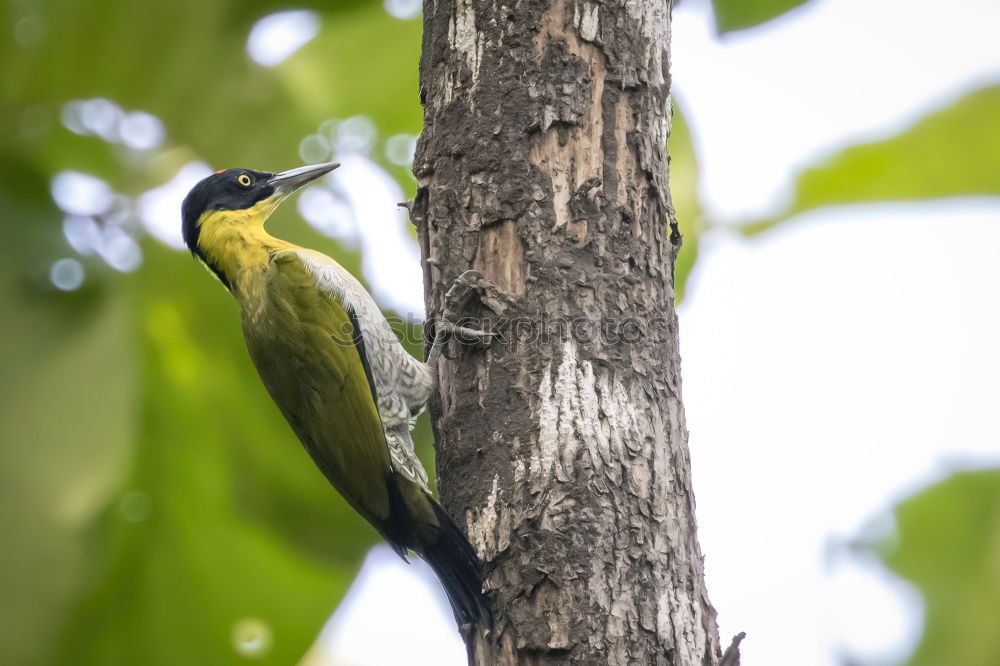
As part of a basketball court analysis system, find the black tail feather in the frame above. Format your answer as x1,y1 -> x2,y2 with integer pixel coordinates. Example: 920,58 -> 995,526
419,499 -> 492,629
383,476 -> 492,629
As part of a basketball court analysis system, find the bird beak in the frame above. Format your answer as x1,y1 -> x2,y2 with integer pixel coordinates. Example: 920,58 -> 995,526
268,162 -> 340,196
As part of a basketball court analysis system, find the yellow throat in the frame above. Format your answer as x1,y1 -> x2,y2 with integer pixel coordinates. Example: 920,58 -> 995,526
195,198 -> 292,293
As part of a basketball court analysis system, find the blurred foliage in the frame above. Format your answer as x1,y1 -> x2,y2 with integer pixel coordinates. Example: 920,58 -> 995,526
881,470 -> 1000,666
710,0 -> 810,34
741,84 -> 1000,234
1,0 -> 425,664
1,0 -> 421,188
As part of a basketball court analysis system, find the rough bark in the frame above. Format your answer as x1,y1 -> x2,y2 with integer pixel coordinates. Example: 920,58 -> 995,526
412,0 -> 722,663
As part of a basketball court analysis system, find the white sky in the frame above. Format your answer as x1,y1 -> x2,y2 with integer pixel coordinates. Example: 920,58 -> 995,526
683,201 -> 1000,665
673,0 -> 1000,223
237,0 -> 1000,663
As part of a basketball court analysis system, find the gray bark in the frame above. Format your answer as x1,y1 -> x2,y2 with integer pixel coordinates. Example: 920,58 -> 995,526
411,0 -> 723,663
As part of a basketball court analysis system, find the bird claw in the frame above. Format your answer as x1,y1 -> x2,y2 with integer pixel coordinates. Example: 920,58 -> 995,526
438,320 -> 494,347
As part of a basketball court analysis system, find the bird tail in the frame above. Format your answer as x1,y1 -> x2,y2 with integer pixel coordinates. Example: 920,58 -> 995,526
384,475 -> 492,629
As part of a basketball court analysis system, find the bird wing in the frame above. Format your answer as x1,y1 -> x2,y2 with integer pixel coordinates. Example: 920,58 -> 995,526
291,248 -> 431,490
243,250 -> 393,525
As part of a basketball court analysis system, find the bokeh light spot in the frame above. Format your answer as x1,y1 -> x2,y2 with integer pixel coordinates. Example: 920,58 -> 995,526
60,100 -> 89,135
61,99 -> 165,149
80,98 -> 122,142
231,617 -> 273,658
99,228 -> 143,272
14,15 -> 45,47
298,133 -> 332,164
62,215 -> 102,256
247,11 -> 319,67
385,134 -> 418,166
318,118 -> 340,139
50,258 -> 84,291
334,116 -> 377,155
384,0 -> 421,20
51,171 -> 114,216
119,111 -> 165,151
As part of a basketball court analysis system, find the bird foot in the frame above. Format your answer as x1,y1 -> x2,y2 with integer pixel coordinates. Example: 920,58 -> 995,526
427,270 -> 495,367
441,270 -> 494,342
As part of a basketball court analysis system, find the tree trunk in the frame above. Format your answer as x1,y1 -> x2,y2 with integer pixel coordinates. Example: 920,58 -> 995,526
411,0 -> 722,663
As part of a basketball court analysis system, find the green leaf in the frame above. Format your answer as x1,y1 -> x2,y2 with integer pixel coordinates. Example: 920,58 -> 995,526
883,469 -> 1000,666
743,84 -> 1000,234
710,0 -> 810,34
669,103 -> 701,303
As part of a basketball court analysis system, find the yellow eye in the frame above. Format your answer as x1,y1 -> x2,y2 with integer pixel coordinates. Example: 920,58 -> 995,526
237,174 -> 252,187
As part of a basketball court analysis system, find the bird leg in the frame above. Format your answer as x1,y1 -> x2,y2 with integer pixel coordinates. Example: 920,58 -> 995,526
426,270 -> 494,370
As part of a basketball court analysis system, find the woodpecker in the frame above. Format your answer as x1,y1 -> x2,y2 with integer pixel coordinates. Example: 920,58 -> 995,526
181,162 -> 491,628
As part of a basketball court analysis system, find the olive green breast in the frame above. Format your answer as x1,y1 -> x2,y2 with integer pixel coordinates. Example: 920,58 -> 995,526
240,252 -> 392,524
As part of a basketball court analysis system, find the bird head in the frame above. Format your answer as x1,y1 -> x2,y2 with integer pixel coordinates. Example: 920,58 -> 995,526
181,161 -> 339,256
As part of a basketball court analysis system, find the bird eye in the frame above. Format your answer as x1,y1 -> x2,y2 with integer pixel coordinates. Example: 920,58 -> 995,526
237,174 -> 252,187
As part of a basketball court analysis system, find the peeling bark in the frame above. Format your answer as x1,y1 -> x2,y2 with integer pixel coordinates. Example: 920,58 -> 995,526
413,0 -> 722,663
